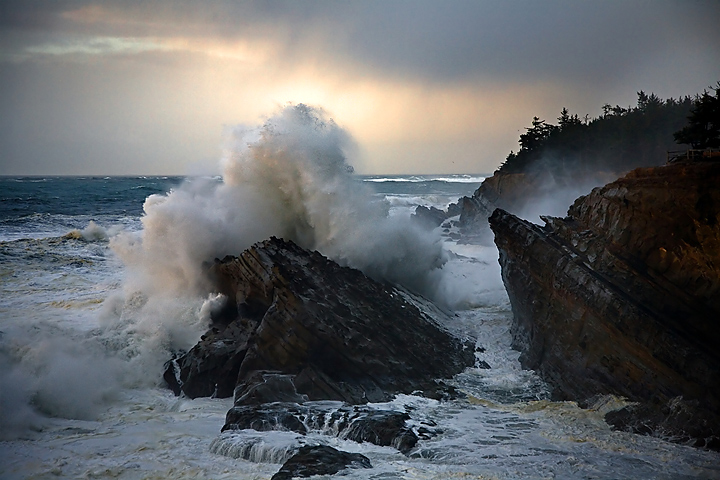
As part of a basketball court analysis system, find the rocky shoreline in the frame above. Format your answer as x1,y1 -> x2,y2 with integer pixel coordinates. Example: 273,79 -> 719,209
489,159 -> 720,449
164,160 -> 719,477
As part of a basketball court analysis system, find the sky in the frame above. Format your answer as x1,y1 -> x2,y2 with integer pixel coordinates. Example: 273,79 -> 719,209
0,1 -> 718,175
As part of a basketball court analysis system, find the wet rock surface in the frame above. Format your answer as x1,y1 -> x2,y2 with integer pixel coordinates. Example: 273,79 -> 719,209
412,205 -> 450,229
164,237 -> 473,458
489,160 -> 720,449
222,401 -> 418,453
271,445 -> 372,480
167,237 -> 472,405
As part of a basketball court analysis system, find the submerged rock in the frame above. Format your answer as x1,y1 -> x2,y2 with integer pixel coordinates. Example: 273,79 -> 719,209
489,160 -> 720,449
271,445 -> 371,480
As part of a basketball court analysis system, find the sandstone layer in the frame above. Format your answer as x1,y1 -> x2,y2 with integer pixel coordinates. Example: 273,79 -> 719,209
489,160 -> 720,448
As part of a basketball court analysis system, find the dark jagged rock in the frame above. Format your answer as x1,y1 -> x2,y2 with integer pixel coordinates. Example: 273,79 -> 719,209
459,173 -> 535,242
271,445 -> 371,480
164,237 -> 473,444
412,205 -> 448,228
342,408 -> 418,452
216,237 -> 472,405
446,201 -> 461,218
489,160 -> 720,449
605,397 -> 720,450
222,402 -> 418,453
165,318 -> 257,398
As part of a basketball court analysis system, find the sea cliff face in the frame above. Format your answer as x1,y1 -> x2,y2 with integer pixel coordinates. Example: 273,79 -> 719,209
489,160 -> 720,448
458,173 -> 535,243
458,170 -> 618,243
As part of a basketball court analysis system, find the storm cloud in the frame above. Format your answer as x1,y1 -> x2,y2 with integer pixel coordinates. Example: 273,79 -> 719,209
1,0 -> 718,175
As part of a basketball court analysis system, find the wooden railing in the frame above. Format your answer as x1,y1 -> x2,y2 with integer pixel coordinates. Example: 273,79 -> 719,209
667,148 -> 720,163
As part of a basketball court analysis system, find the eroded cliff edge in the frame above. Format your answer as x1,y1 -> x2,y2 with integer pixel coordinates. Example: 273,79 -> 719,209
489,160 -> 720,448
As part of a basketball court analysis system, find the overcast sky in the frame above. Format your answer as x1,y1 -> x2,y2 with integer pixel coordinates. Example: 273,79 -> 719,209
1,1 -> 718,175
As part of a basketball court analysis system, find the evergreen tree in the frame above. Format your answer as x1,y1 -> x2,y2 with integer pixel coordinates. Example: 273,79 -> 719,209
518,117 -> 556,152
674,83 -> 720,149
495,90 -> 694,175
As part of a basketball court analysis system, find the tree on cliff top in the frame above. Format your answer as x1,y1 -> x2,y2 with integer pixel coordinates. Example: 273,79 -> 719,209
674,82 -> 720,149
496,90 -> 694,176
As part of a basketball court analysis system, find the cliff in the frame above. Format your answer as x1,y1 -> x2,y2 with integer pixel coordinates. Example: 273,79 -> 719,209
458,173 -> 536,243
458,170 -> 619,243
489,160 -> 720,448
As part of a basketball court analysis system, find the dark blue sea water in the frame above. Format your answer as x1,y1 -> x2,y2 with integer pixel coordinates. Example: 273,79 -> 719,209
0,176 -> 184,241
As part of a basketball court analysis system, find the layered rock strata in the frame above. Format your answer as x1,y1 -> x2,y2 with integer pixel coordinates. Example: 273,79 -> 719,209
458,171 -> 620,243
489,160 -> 720,448
164,236 -> 474,460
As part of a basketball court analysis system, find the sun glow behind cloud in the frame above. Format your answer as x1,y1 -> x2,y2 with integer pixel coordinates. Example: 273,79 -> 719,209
14,27 -> 541,173
1,1 -> 717,175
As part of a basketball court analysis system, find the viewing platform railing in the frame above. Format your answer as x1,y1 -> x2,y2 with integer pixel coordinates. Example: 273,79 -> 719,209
667,148 -> 720,163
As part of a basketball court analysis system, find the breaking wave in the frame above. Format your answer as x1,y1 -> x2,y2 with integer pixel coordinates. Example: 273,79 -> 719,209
112,104 -> 446,298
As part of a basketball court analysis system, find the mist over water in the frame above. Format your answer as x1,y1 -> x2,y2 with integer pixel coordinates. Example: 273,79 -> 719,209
515,173 -> 613,223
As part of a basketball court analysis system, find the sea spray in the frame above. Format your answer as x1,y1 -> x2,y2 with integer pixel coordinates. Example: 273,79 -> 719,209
3,177 -> 720,477
0,106 -> 449,436
112,104 -> 446,299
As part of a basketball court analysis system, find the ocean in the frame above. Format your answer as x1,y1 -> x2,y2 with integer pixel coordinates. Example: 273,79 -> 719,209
1,173 -> 718,479
2,104 -> 719,479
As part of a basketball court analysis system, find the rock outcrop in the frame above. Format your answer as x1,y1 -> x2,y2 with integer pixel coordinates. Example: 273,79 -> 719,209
222,402 -> 419,453
164,237 -> 473,453
458,171 -> 619,243
489,160 -> 720,448
459,173 -> 536,242
271,445 -> 371,480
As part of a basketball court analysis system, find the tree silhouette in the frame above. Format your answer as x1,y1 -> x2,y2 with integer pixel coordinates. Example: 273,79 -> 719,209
519,117 -> 556,152
674,82 -> 720,149
496,91 -> 694,175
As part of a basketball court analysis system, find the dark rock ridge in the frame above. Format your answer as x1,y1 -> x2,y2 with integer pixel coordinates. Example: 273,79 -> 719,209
271,445 -> 371,480
164,237 -> 473,455
185,237 -> 473,405
412,205 -> 449,228
489,160 -> 720,449
459,172 -> 537,243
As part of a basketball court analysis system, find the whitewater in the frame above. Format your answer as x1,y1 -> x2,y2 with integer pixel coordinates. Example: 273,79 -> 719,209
1,105 -> 718,479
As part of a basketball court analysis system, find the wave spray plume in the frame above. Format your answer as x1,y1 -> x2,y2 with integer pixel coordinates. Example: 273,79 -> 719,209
113,104 -> 446,299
